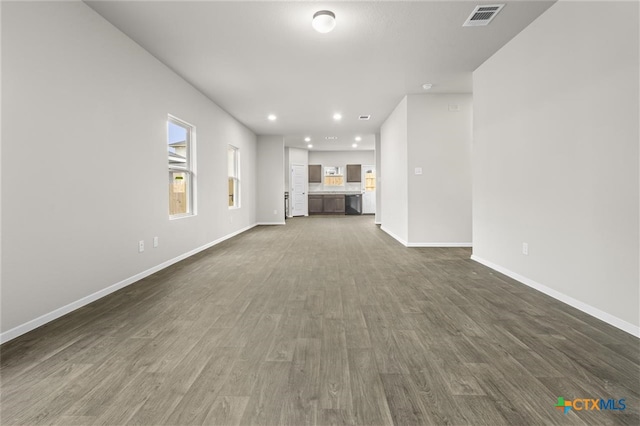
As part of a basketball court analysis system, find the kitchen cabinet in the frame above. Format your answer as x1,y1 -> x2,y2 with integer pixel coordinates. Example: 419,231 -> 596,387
308,165 -> 322,183
308,195 -> 324,214
308,194 -> 345,214
323,195 -> 345,213
346,164 -> 362,182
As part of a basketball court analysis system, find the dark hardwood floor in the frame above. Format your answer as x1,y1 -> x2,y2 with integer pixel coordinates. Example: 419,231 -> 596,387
1,216 -> 638,425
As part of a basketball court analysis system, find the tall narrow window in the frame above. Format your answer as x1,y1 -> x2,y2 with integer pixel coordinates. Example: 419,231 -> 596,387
168,116 -> 195,218
228,145 -> 239,208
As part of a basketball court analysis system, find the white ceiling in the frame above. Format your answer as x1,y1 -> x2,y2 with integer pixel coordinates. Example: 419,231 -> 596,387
86,0 -> 555,151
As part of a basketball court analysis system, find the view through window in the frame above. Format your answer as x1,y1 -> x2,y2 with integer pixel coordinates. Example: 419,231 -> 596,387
168,116 -> 195,217
228,145 -> 239,208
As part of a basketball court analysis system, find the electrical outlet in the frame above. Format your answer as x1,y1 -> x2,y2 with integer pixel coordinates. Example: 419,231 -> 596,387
522,242 -> 529,255
138,240 -> 145,253
153,236 -> 159,248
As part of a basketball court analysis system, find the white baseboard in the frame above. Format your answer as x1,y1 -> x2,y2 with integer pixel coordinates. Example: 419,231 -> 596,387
379,227 -> 471,248
0,223 -> 258,344
470,254 -> 640,338
407,242 -> 472,248
380,226 -> 408,246
256,222 -> 286,225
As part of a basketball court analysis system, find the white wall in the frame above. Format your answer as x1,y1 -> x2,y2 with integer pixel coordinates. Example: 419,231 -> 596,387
375,133 -> 382,224
256,136 -> 285,224
472,1 -> 639,335
308,150 -> 375,167
380,94 -> 472,246
284,147 -> 290,191
407,94 -> 472,246
1,1 -> 257,341
380,97 -> 409,243
289,147 -> 309,166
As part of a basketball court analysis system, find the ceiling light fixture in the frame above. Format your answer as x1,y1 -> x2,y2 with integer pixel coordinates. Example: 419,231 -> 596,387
422,83 -> 433,90
304,137 -> 311,142
307,144 -> 313,148
355,136 -> 362,142
268,114 -> 277,121
333,113 -> 342,121
352,143 -> 358,148
312,10 -> 336,33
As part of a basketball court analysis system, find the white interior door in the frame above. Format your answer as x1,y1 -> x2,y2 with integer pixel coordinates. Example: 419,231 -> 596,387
291,164 -> 307,216
362,165 -> 376,214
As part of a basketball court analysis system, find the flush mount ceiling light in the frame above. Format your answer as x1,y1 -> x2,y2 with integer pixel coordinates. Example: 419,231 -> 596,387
352,143 -> 358,148
312,10 -> 336,33
304,137 -> 311,142
422,83 -> 433,90
355,136 -> 362,142
267,114 -> 277,121
333,113 -> 342,121
307,144 -> 313,148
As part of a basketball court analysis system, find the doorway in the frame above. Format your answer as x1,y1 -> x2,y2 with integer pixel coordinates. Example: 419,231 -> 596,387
291,164 -> 307,216
362,165 -> 376,214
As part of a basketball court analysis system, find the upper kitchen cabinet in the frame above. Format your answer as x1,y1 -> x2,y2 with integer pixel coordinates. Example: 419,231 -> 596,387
308,164 -> 322,183
346,164 -> 362,182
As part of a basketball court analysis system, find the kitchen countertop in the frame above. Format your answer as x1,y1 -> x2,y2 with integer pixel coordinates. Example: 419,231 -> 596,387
308,191 -> 362,195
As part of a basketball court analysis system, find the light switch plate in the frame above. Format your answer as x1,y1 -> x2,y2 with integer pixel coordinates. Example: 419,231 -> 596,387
415,167 -> 423,175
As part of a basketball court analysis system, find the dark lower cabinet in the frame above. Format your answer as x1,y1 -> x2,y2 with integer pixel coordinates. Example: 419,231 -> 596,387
323,195 -> 345,214
308,194 -> 345,214
308,195 -> 324,214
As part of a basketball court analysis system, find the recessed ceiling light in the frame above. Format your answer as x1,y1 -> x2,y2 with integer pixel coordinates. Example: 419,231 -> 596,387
304,137 -> 311,142
355,136 -> 362,142
268,114 -> 277,121
312,10 -> 336,33
333,113 -> 342,121
307,144 -> 313,148
422,83 -> 433,90
352,143 -> 358,148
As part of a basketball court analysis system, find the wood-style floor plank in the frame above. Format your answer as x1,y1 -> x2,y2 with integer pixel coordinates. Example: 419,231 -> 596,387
1,216 -> 638,425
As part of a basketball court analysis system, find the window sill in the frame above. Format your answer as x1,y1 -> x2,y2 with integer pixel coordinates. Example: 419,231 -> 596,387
170,213 -> 196,220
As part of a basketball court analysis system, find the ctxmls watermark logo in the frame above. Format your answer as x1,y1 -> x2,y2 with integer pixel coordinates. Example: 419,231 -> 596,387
555,397 -> 626,414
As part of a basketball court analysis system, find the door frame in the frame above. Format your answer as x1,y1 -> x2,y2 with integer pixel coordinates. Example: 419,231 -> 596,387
362,164 -> 376,215
290,163 -> 308,217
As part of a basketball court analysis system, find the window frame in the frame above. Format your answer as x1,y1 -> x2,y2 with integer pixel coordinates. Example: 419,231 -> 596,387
168,115 -> 196,219
228,145 -> 240,209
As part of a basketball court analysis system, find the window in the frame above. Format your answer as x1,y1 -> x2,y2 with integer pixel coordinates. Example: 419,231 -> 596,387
168,116 -> 195,218
228,145 -> 239,208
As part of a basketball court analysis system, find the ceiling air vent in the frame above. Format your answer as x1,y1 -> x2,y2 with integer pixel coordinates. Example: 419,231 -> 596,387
463,4 -> 504,27
358,115 -> 371,120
